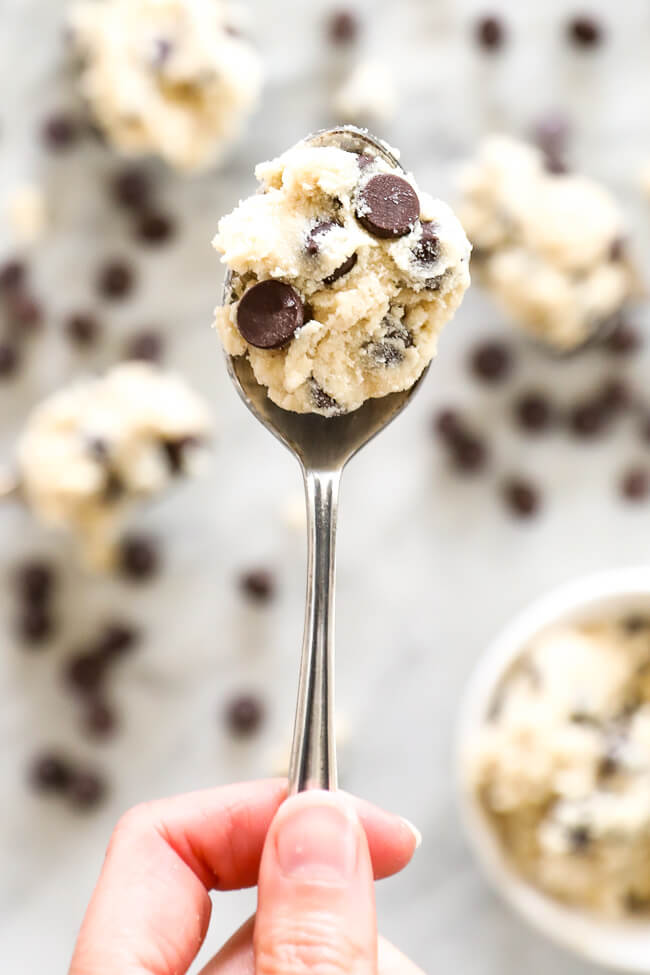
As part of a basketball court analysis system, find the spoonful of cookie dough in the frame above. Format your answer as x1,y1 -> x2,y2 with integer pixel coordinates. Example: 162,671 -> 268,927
213,126 -> 470,792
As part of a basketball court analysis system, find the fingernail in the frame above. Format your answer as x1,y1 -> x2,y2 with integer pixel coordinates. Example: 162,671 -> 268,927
276,797 -> 359,883
401,817 -> 423,850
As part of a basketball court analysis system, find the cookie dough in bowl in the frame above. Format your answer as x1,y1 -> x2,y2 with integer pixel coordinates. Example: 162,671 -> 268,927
17,362 -> 212,569
458,136 -> 639,352
212,128 -> 471,416
457,569 -> 650,972
68,0 -> 263,172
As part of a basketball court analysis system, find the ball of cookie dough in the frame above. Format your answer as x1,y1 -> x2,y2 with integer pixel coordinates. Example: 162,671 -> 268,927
213,134 -> 471,416
17,362 -> 212,569
458,136 -> 638,351
68,0 -> 263,172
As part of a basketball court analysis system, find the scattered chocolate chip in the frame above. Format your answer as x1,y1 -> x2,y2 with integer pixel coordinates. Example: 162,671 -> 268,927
470,340 -> 513,384
96,621 -> 140,660
42,113 -> 78,150
236,280 -> 305,349
605,322 -> 640,356
0,343 -> 20,378
356,175 -> 420,240
620,467 -> 649,501
568,825 -> 592,851
124,329 -> 164,363
224,693 -> 265,736
64,651 -> 107,695
29,753 -> 71,792
134,211 -> 175,246
309,378 -> 341,414
413,222 -> 440,264
599,378 -> 631,413
65,312 -> 101,348
0,258 -> 26,292
515,391 -> 553,433
328,9 -> 359,44
118,534 -> 161,581
83,700 -> 117,739
568,400 -> 607,438
451,434 -> 489,474
111,165 -> 152,210
305,220 -> 338,256
533,114 -> 571,160
6,292 -> 43,333
567,15 -> 604,48
475,15 -> 505,50
18,605 -> 54,645
434,408 -> 463,442
240,568 -> 275,603
67,769 -> 107,809
97,260 -> 135,300
162,436 -> 199,474
502,477 -> 541,518
323,252 -> 357,285
14,560 -> 55,604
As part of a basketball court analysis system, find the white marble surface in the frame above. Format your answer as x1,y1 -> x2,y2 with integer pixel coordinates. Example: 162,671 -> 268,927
1,0 -> 650,971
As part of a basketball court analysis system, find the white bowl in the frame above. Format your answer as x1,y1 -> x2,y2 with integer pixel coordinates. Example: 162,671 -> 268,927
456,567 -> 650,972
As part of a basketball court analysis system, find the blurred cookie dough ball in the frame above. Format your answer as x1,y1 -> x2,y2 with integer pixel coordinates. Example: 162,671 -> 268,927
68,0 -> 263,171
333,60 -> 397,125
458,136 -> 639,352
18,362 -> 212,569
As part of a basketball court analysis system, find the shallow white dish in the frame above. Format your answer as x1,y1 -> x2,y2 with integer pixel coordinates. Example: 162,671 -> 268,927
456,567 -> 650,972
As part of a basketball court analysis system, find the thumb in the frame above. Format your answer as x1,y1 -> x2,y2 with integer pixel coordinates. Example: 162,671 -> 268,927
254,791 -> 378,975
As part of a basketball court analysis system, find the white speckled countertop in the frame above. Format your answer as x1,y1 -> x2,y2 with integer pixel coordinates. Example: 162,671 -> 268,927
2,0 -> 650,971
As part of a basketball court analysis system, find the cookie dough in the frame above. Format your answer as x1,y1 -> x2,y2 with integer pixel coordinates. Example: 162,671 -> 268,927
18,362 -> 212,568
68,0 -> 262,172
458,136 -> 637,351
468,615 -> 650,916
213,132 -> 471,416
333,60 -> 398,125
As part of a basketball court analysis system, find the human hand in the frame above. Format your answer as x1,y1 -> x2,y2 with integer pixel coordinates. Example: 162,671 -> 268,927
68,779 -> 424,974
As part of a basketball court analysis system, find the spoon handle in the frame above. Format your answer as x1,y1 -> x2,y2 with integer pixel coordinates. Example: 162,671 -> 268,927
288,468 -> 341,793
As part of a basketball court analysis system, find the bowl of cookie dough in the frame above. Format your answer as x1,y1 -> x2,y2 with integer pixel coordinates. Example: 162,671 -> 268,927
457,567 -> 650,971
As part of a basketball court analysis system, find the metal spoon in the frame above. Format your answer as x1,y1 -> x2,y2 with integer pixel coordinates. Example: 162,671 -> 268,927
223,126 -> 429,794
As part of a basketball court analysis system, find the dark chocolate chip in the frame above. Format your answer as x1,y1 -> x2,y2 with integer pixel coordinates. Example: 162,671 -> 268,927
309,378 -> 342,414
240,568 -> 275,603
515,392 -> 554,433
0,259 -> 26,292
236,280 -> 304,349
620,467 -> 649,501
533,114 -> 571,160
599,378 -> 631,414
7,292 -> 43,333
29,753 -> 71,792
14,560 -> 55,604
470,340 -> 513,384
452,434 -> 489,473
112,165 -> 152,210
83,700 -> 118,739
545,154 -> 569,175
434,408 -> 463,442
118,533 -> 161,581
125,329 -> 164,363
568,400 -> 607,438
610,237 -> 626,262
224,694 -> 265,736
356,175 -> 420,240
605,322 -> 640,356
0,343 -> 20,378
152,38 -> 173,65
568,825 -> 592,851
134,211 -> 175,246
305,220 -> 338,256
65,312 -> 101,347
567,15 -> 604,48
413,222 -> 440,264
323,252 -> 357,285
96,621 -> 140,660
598,753 -> 619,779
475,15 -> 506,50
18,605 -> 55,645
42,113 -> 78,150
328,10 -> 359,44
97,260 -> 135,300
162,436 -> 199,474
67,769 -> 107,809
502,477 -> 541,518
64,651 -> 107,695
357,153 -> 374,170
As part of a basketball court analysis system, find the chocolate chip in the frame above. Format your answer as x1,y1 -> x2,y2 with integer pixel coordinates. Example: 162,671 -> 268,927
42,113 -> 78,150
623,615 -> 650,634
605,322 -> 640,356
413,222 -> 440,265
475,15 -> 506,50
0,258 -> 26,292
599,378 -> 631,414
515,392 -> 554,433
567,15 -> 604,48
502,477 -> 541,518
470,340 -> 513,384
103,471 -> 125,504
545,155 -> 569,175
162,436 -> 199,474
620,467 -> 649,501
568,400 -> 607,438
533,114 -> 571,160
14,560 -> 55,604
29,753 -> 71,792
134,211 -> 175,246
111,165 -> 152,210
323,252 -> 357,285
0,343 -> 20,378
64,651 -> 107,695
124,329 -> 164,363
97,260 -> 135,300
356,175 -> 420,240
152,38 -> 173,65
240,568 -> 275,603
357,153 -> 374,170
224,693 -> 265,736
83,700 -> 117,739
610,237 -> 626,262
18,605 -> 54,645
236,280 -> 304,349
118,533 -> 160,581
7,292 -> 43,333
434,408 -> 463,442
568,825 -> 592,851
328,9 -> 359,44
96,621 -> 140,660
309,378 -> 342,414
305,220 -> 338,256
67,769 -> 107,809
65,312 -> 101,347
452,434 -> 489,473
598,753 -> 619,778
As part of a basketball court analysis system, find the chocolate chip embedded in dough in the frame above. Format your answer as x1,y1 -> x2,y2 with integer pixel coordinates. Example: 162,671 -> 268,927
236,280 -> 305,349
356,174 -> 420,240
309,378 -> 342,414
323,252 -> 357,285
305,220 -> 338,256
414,222 -> 440,264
